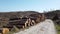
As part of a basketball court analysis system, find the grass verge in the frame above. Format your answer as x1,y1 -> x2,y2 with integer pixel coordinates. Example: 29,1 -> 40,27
55,25 -> 60,34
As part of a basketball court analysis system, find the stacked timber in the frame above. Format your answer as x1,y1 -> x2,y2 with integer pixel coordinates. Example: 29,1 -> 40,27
3,13 -> 45,30
0,13 -> 45,34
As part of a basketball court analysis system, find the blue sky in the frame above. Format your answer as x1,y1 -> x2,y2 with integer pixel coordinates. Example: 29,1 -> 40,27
0,0 -> 60,12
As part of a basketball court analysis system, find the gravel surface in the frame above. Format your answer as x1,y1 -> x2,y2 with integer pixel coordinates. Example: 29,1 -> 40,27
14,19 -> 57,34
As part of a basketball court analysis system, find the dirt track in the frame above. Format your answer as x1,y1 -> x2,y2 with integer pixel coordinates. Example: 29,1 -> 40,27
14,19 -> 57,34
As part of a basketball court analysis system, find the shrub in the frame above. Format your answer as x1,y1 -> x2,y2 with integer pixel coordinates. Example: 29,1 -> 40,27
11,26 -> 20,33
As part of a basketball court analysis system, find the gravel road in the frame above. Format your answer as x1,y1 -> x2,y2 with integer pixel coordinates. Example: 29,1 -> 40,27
14,19 -> 57,34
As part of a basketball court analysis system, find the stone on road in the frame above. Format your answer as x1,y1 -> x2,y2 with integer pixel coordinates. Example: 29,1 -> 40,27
14,19 -> 57,34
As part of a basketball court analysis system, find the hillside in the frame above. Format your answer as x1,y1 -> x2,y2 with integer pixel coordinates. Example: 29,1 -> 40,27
44,10 -> 60,25
0,11 -> 40,18
44,10 -> 60,19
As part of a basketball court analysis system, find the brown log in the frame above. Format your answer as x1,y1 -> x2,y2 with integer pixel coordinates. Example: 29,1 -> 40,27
31,20 -> 36,25
28,18 -> 32,27
2,28 -> 9,34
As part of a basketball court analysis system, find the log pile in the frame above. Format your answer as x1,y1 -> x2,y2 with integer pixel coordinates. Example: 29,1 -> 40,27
0,13 -> 45,34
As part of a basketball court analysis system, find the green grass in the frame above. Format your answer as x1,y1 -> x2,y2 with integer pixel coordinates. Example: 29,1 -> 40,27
55,25 -> 60,34
58,31 -> 60,34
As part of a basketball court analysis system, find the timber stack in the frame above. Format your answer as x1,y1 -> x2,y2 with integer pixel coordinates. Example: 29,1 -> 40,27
0,11 -> 45,34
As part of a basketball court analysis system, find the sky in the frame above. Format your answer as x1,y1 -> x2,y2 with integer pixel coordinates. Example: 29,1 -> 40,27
0,0 -> 60,12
